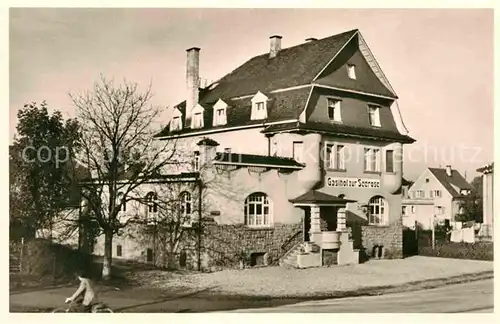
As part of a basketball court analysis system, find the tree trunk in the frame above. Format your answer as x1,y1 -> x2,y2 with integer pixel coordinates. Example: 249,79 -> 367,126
102,230 -> 113,280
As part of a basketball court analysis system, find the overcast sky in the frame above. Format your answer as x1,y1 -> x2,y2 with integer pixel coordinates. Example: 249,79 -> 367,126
9,8 -> 493,180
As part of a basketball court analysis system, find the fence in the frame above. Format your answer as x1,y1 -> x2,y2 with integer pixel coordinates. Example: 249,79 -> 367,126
403,221 -> 493,261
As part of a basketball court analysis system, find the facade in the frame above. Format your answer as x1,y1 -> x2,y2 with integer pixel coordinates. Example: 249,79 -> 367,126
402,166 -> 472,230
477,163 -> 494,238
91,29 -> 416,269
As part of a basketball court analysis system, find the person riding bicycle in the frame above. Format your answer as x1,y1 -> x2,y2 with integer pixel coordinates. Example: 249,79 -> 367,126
65,269 -> 97,313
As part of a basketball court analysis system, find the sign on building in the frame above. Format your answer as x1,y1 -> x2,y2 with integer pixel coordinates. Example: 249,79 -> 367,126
326,177 -> 381,189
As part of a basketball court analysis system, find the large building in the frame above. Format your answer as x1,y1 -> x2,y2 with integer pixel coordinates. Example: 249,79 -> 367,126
92,29 -> 416,269
402,166 -> 472,229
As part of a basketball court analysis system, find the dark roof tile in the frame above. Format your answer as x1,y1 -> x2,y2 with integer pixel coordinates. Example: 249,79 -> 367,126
289,190 -> 356,204
428,168 -> 473,198
214,152 -> 303,168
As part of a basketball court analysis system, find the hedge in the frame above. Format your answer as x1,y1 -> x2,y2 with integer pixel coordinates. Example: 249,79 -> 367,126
419,241 -> 493,261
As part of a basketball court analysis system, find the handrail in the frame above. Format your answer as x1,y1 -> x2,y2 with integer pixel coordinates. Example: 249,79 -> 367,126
281,229 -> 303,251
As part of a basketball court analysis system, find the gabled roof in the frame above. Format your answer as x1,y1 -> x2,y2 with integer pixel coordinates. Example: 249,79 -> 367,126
428,167 -> 473,198
202,29 -> 360,102
262,121 -> 415,144
214,152 -> 304,169
289,190 -> 356,205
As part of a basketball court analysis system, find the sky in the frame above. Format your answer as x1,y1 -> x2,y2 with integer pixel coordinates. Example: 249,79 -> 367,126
9,8 -> 494,181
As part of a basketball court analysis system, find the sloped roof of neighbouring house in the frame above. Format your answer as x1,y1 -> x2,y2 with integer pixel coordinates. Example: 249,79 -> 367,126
477,163 -> 494,174
428,167 -> 474,198
290,190 -> 356,205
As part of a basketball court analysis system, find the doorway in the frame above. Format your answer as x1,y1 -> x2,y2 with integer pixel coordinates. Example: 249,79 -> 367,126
304,207 -> 311,242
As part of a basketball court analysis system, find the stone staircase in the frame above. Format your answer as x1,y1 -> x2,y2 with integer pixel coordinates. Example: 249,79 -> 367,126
279,242 -> 304,267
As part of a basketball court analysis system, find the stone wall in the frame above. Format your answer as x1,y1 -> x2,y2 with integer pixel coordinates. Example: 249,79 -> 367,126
200,222 -> 302,270
350,217 -> 403,260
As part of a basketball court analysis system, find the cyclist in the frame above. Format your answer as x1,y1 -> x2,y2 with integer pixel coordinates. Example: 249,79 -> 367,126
64,269 -> 97,313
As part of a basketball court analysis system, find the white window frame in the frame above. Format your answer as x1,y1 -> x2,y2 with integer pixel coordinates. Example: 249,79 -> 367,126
145,191 -> 158,222
180,191 -> 193,227
170,116 -> 182,131
327,98 -> 342,122
411,206 -> 416,214
402,206 -> 407,216
193,154 -> 200,172
368,196 -> 388,226
429,190 -> 434,198
250,91 -> 268,120
244,193 -> 273,227
435,206 -> 445,215
434,190 -> 442,198
347,64 -> 356,79
212,99 -> 228,126
364,147 -> 381,172
192,112 -> 203,129
325,142 -> 346,170
415,190 -> 425,199
293,141 -> 304,163
368,105 -> 381,127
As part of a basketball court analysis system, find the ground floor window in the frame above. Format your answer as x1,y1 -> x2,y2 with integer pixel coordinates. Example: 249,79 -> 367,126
244,193 -> 272,227
368,196 -> 388,225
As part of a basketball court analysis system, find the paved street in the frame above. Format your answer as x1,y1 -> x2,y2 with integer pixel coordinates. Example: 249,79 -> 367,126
229,279 -> 494,313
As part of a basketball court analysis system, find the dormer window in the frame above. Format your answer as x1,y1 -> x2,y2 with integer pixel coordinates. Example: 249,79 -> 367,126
212,99 -> 228,126
170,107 -> 183,132
327,98 -> 342,122
368,105 -> 381,127
190,104 -> 205,129
347,64 -> 356,79
251,91 -> 268,120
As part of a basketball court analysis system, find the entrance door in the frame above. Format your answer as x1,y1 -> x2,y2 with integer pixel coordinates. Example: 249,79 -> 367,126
304,207 -> 311,242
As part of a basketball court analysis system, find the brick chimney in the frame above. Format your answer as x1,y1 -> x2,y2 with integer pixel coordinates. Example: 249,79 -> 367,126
186,47 -> 200,126
269,35 -> 282,58
445,165 -> 452,177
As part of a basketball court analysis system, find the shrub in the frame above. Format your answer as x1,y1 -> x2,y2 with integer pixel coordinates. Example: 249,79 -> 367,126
419,241 -> 493,261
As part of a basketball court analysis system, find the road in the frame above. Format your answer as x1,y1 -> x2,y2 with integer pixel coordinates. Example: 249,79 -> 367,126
229,279 -> 494,313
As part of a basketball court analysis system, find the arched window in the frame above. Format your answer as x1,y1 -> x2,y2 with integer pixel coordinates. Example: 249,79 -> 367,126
180,192 -> 192,224
368,196 -> 388,225
145,191 -> 158,217
244,193 -> 272,227
116,192 -> 126,212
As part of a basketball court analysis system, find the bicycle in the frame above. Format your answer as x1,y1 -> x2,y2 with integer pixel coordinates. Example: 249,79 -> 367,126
51,301 -> 113,313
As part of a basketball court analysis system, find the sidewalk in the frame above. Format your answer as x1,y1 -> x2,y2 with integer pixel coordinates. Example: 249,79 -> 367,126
10,256 -> 494,312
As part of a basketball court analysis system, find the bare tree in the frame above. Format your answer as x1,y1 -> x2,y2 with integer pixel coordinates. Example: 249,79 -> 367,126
70,76 -> 179,279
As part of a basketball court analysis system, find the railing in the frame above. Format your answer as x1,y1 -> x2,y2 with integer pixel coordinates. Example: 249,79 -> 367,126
281,229 -> 303,252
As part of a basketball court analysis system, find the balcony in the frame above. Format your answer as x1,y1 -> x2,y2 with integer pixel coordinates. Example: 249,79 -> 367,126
321,231 -> 341,249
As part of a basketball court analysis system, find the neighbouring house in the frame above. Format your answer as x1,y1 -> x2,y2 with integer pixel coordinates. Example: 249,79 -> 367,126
402,165 -> 473,230
86,29 -> 416,269
476,163 -> 494,239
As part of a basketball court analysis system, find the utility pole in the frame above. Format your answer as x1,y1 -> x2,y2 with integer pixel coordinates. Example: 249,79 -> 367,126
197,177 -> 202,272
431,215 -> 436,250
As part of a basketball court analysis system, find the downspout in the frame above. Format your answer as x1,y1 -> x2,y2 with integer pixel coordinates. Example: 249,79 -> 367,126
197,177 -> 202,271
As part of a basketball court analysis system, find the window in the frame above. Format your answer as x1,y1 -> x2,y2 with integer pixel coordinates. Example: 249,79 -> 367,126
116,192 -> 126,212
368,106 -> 381,127
364,148 -> 380,172
180,192 -> 192,225
213,99 -> 228,126
415,190 -> 425,199
145,191 -> 158,219
146,248 -> 153,262
402,206 -> 407,216
434,190 -> 442,198
411,206 -> 416,214
244,193 -> 272,227
170,116 -> 182,131
325,143 -> 346,170
214,108 -> 226,126
347,64 -> 356,79
368,196 -> 387,225
327,98 -> 342,122
435,206 -> 445,215
251,92 -> 269,120
293,141 -> 304,163
385,150 -> 394,172
192,112 -> 203,129
429,190 -> 434,198
193,154 -> 200,172
116,244 -> 122,257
